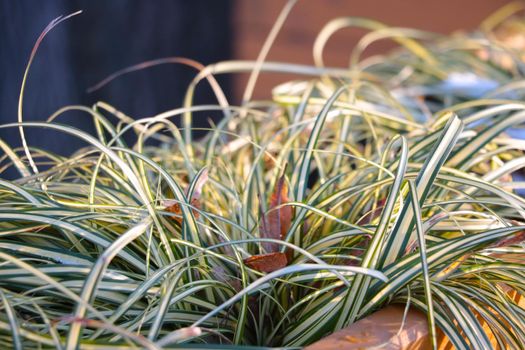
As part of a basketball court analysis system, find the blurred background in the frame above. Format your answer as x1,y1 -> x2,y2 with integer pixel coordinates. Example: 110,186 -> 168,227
0,0 -> 514,175
234,0 -> 513,99
0,0 -> 232,162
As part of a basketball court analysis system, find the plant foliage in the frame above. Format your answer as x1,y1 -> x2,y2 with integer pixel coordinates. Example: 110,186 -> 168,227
2,2 -> 525,349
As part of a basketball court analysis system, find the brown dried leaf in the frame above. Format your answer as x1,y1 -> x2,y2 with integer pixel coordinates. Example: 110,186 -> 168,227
244,252 -> 287,273
164,198 -> 201,224
163,169 -> 208,225
260,175 -> 292,253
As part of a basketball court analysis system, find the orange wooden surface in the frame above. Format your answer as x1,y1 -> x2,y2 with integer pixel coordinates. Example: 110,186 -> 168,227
304,305 -> 431,350
304,287 -> 525,349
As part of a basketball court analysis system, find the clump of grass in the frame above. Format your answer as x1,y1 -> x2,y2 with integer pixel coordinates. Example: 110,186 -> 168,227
2,2 -> 525,349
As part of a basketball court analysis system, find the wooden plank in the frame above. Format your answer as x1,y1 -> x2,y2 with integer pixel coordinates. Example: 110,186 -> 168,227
306,286 -> 525,349
304,305 -> 432,350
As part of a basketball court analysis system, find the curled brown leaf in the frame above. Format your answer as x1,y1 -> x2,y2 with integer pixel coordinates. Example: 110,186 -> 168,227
244,252 -> 288,273
260,175 -> 292,253
163,168 -> 208,224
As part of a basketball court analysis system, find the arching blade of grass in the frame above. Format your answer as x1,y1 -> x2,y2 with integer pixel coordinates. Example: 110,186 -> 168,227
290,86 -> 349,247
408,179 -> 437,350
65,219 -> 152,350
191,263 -> 386,328
380,114 -> 464,266
17,11 -> 83,176
335,135 -> 408,329
0,290 -> 22,350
